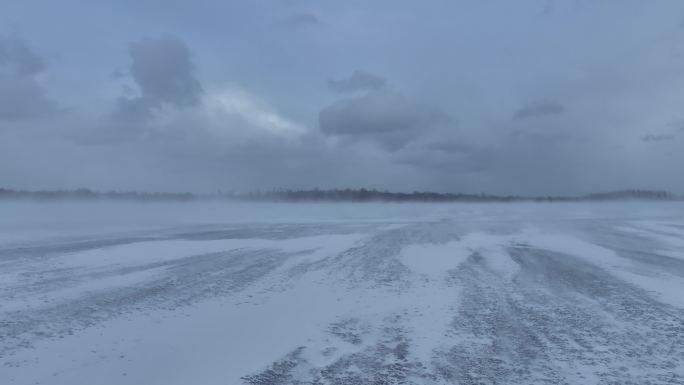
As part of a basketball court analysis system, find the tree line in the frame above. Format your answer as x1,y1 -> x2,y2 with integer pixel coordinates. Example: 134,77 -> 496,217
0,187 -> 679,202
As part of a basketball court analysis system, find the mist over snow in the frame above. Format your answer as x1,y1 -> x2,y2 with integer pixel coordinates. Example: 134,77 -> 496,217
2,1 -> 684,384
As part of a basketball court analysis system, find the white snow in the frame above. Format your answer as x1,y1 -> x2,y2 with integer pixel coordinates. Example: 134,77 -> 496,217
1,201 -> 684,384
401,241 -> 470,278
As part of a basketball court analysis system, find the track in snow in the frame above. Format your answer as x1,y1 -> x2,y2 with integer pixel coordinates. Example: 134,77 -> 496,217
1,203 -> 684,384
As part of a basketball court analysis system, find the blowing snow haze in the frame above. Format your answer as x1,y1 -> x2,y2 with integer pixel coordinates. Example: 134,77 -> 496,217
1,0 -> 684,195
4,3 -> 684,384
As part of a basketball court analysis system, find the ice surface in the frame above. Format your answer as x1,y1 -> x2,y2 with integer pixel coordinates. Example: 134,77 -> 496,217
1,201 -> 684,384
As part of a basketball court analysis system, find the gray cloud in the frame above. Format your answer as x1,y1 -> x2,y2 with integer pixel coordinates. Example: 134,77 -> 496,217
638,120 -> 684,144
0,34 -> 58,121
642,134 -> 675,142
513,100 -> 565,120
4,1 -> 684,195
327,70 -> 387,93
539,0 -> 554,16
0,76 -> 59,120
280,12 -> 322,30
319,88 -> 448,151
129,36 -> 202,107
113,36 -> 202,123
0,34 -> 46,76
426,139 -> 472,154
111,96 -> 159,124
394,145 -> 480,174
667,120 -> 684,131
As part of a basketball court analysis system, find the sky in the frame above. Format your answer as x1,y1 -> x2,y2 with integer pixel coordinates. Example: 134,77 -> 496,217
1,0 -> 684,196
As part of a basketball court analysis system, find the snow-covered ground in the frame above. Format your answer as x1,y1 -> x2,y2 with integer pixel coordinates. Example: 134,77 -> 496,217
1,201 -> 684,384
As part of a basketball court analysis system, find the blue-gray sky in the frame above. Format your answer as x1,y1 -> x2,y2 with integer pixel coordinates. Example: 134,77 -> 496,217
1,0 -> 684,195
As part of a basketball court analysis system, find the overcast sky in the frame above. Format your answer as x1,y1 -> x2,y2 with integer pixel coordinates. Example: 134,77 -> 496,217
1,0 -> 684,195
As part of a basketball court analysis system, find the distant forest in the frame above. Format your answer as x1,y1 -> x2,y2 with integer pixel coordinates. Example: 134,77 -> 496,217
0,187 -> 680,203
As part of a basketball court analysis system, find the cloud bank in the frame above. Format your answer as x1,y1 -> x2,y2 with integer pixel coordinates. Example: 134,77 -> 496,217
1,0 -> 684,195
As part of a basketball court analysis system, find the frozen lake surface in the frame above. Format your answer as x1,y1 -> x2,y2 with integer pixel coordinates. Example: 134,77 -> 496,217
1,202 -> 684,384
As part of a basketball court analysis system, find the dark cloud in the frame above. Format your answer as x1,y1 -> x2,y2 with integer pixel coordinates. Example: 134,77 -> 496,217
0,34 -> 46,76
637,121 -> 683,144
513,100 -> 565,120
0,34 -> 58,121
280,12 -> 322,29
319,89 -> 448,151
129,35 -> 203,107
111,96 -> 159,124
426,140 -> 472,154
110,67 -> 126,80
0,76 -> 59,120
539,0 -> 554,16
642,134 -> 675,142
113,36 -> 203,123
327,70 -> 387,93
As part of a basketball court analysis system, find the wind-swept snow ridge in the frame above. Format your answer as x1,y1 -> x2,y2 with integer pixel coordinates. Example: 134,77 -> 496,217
1,202 -> 683,384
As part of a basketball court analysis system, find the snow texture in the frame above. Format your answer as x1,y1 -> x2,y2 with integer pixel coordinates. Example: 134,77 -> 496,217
1,201 -> 684,384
